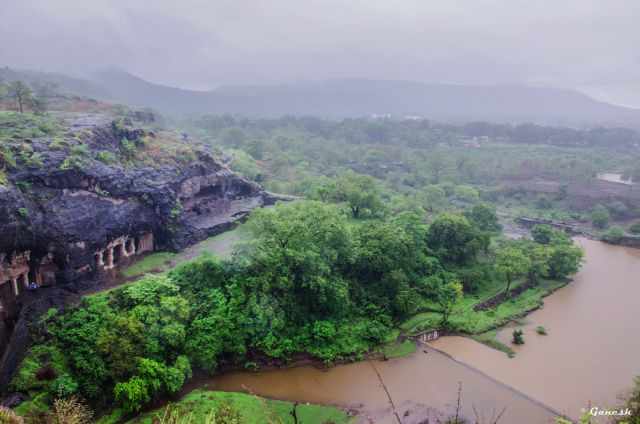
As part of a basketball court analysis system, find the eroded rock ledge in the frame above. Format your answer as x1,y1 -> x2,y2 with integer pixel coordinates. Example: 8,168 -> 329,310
0,113 -> 276,386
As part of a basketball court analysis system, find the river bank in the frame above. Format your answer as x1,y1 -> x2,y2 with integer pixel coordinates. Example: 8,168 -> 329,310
431,237 -> 640,420
202,343 -> 558,424
140,237 -> 634,423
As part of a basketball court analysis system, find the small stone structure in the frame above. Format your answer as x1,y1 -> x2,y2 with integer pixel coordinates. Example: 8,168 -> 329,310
95,232 -> 154,271
415,329 -> 441,343
516,217 -> 585,235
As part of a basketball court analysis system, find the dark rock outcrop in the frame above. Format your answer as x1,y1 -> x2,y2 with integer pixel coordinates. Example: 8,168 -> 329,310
0,113 -> 273,388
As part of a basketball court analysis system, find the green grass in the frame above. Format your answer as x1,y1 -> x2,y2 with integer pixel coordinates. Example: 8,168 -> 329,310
401,278 -> 567,338
380,339 -> 417,359
472,330 -> 516,358
121,252 -> 176,278
124,389 -> 353,424
0,111 -> 62,142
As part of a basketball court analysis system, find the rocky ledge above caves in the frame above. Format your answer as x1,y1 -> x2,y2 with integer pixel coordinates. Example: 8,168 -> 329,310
0,112 -> 271,294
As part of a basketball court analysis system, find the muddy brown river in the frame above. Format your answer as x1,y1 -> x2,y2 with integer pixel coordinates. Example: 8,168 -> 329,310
431,238 -> 640,420
193,237 -> 638,423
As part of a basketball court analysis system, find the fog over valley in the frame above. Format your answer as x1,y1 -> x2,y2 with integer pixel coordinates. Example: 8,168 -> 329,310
1,2 -> 640,424
2,0 -> 640,107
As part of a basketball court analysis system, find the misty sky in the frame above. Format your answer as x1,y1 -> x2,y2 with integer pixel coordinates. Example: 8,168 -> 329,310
2,0 -> 639,106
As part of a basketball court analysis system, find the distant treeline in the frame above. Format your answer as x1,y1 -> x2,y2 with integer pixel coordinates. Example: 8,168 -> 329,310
191,115 -> 640,149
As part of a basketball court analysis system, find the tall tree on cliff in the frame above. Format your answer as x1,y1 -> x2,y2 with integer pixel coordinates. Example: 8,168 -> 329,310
7,81 -> 33,113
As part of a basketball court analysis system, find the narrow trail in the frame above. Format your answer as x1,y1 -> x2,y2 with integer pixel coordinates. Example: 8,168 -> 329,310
368,360 -> 402,424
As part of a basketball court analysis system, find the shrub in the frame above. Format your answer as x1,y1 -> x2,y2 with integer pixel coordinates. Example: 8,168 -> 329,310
0,407 -> 23,424
95,151 -> 117,164
536,326 -> 547,335
119,137 -> 137,160
213,401 -> 242,424
603,226 -> 625,243
591,204 -> 610,229
49,137 -> 68,150
48,397 -> 93,424
51,374 -> 79,398
536,196 -> 552,209
512,329 -> 524,345
629,222 -> 640,234
70,144 -> 90,157
608,201 -> 630,219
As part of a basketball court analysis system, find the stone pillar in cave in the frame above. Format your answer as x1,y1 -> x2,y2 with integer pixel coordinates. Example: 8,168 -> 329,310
105,248 -> 114,269
11,278 -> 19,296
127,239 -> 136,256
96,250 -> 104,267
120,241 -> 129,258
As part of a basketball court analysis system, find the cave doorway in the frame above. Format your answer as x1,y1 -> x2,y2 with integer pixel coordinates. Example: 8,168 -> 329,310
28,269 -> 39,286
113,244 -> 123,266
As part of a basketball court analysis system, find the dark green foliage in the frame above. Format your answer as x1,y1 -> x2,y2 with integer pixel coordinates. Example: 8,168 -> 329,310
495,246 -> 530,294
96,151 -> 117,164
591,204 -> 610,229
456,263 -> 493,293
629,222 -> 640,234
615,376 -> 640,424
119,137 -> 137,160
603,226 -> 626,243
320,171 -> 384,218
547,243 -> 584,279
426,213 -> 483,265
512,329 -> 525,345
531,224 -> 555,244
464,203 -> 501,232
19,201 -> 450,413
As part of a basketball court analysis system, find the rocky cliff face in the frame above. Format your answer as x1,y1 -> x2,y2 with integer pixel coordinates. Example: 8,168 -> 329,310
1,113 -> 267,285
0,111 -> 273,385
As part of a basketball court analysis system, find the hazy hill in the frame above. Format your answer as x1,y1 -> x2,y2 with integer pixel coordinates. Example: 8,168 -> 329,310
3,67 -> 640,127
90,71 -> 640,127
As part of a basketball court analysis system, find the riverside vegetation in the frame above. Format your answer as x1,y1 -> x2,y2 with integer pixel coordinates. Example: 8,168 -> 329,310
0,81 -> 606,422
11,197 -> 582,421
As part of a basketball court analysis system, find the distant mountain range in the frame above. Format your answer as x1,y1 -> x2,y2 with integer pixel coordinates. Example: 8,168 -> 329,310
3,67 -> 640,127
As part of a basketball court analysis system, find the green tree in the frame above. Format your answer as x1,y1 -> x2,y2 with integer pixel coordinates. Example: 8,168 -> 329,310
495,246 -> 530,294
629,222 -> 640,234
329,171 -> 384,218
420,185 -> 446,212
547,243 -> 583,279
591,204 -> 610,229
427,151 -> 449,183
453,185 -> 479,203
7,81 -> 33,113
426,213 -> 481,265
243,201 -> 353,321
526,244 -> 551,285
531,224 -> 572,245
465,203 -> 501,232
423,273 -> 463,327
603,226 -> 625,243
220,127 -> 246,147
512,329 -> 525,345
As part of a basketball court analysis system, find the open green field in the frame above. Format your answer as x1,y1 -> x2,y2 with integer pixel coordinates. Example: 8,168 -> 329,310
122,390 -> 353,424
120,227 -> 246,280
401,278 -> 567,338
